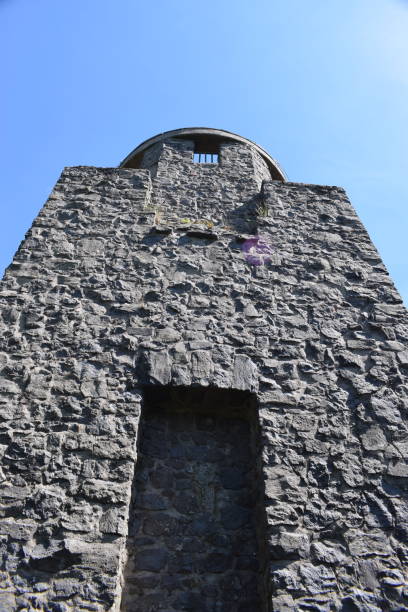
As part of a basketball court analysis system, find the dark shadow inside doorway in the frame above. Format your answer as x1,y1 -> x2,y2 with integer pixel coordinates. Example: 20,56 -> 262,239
121,386 -> 268,611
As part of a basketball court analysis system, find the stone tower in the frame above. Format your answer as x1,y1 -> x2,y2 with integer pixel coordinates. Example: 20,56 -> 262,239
0,127 -> 407,612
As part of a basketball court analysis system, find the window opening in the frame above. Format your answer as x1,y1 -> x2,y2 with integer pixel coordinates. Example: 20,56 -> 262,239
193,152 -> 219,164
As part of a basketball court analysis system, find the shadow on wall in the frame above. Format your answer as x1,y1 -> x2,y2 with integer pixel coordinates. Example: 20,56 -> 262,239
120,386 -> 270,612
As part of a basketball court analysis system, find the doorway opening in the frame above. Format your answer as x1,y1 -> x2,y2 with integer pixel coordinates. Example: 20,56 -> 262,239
120,386 -> 268,611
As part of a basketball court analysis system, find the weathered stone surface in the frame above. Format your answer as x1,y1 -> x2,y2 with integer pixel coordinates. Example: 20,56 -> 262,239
232,354 -> 258,392
0,133 -> 406,610
121,388 -> 264,610
360,425 -> 388,451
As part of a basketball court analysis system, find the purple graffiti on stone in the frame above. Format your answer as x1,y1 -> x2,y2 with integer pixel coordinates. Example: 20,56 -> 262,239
241,235 -> 275,266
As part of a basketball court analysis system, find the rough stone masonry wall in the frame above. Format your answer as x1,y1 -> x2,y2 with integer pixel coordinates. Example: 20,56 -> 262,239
0,137 -> 407,611
120,387 -> 266,612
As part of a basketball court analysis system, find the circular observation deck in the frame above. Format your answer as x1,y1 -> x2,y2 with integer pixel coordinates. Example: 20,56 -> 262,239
119,127 -> 286,181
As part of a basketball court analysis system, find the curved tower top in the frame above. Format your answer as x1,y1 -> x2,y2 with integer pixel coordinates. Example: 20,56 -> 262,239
119,127 -> 286,181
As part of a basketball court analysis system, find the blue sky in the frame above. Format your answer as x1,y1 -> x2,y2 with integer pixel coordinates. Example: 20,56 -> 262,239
1,0 -> 408,302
